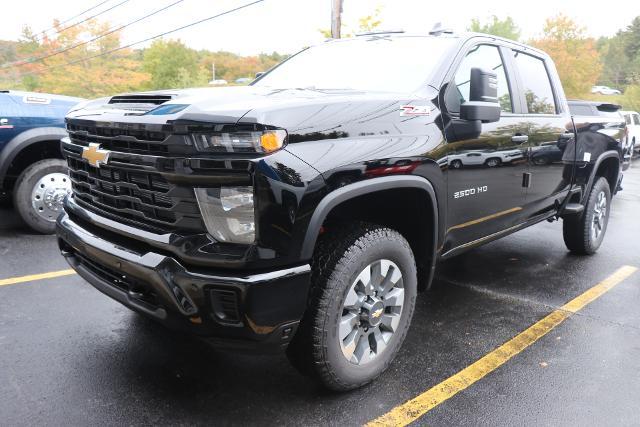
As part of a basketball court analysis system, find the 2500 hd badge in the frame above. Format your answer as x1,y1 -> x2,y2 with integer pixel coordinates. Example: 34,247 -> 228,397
454,185 -> 488,199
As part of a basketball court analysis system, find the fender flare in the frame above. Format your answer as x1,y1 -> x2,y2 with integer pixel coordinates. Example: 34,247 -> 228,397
582,150 -> 621,203
300,175 -> 440,287
0,127 -> 67,188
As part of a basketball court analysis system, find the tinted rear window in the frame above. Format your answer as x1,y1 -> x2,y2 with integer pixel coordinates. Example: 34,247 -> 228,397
569,104 -> 593,116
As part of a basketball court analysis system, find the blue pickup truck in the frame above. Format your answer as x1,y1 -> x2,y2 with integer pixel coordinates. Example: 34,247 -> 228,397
0,90 -> 83,233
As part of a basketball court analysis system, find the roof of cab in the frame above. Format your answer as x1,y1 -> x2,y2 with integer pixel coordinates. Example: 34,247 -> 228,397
340,29 -> 549,58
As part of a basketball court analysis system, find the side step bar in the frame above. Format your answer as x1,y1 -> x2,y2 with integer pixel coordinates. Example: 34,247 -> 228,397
561,203 -> 584,215
558,186 -> 584,218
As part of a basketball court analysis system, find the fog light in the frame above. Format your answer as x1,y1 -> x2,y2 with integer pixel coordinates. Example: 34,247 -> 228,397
194,186 -> 255,244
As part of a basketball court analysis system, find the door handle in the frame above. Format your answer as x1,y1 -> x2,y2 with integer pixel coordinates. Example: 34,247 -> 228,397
511,135 -> 529,144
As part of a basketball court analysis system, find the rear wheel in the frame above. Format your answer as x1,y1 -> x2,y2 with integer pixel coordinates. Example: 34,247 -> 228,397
450,159 -> 463,169
286,223 -> 417,391
563,177 -> 611,254
13,159 -> 71,234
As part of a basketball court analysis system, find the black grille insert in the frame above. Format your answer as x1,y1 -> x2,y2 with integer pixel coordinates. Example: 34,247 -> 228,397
210,288 -> 241,323
66,156 -> 204,233
75,252 -> 160,309
109,94 -> 173,105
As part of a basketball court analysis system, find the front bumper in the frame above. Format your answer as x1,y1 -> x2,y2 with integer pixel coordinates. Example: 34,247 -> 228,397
56,211 -> 311,351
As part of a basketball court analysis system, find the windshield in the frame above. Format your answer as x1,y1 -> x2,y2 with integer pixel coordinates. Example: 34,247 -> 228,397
253,36 -> 456,93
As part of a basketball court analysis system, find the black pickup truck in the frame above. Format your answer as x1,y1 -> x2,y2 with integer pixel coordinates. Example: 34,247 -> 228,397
56,31 -> 624,391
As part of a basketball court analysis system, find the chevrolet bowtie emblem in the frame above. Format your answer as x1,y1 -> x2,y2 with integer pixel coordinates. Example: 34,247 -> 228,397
81,143 -> 110,168
372,308 -> 384,319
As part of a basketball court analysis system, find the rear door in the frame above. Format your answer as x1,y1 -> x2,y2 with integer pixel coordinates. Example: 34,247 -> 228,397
509,50 -> 573,218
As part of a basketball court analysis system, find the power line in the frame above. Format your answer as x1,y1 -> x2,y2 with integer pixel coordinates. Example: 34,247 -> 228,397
47,0 -> 133,38
9,0 -> 267,80
34,0 -> 112,41
2,0 -> 185,69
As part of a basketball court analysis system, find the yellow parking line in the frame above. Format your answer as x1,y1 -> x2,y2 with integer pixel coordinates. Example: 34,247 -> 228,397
367,265 -> 638,427
0,269 -> 76,287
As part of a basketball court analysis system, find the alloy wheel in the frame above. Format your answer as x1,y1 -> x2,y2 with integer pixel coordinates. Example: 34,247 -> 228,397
591,190 -> 607,242
339,259 -> 405,365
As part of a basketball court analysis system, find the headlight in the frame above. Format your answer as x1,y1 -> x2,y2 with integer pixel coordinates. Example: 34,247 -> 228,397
191,129 -> 286,153
194,186 -> 255,244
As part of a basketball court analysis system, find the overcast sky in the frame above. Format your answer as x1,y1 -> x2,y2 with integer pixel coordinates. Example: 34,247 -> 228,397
3,0 -> 640,56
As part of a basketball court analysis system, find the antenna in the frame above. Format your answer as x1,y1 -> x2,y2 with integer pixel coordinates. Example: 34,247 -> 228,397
429,22 -> 453,36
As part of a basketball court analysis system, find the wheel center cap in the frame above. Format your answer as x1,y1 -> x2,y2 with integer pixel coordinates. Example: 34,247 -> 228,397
362,299 -> 385,327
44,188 -> 69,211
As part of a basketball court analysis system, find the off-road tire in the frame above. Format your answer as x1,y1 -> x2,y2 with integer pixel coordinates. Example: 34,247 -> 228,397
13,159 -> 68,234
286,222 -> 417,391
563,177 -> 611,255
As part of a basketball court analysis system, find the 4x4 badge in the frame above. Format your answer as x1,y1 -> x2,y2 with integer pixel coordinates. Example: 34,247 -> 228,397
400,105 -> 431,117
82,143 -> 110,168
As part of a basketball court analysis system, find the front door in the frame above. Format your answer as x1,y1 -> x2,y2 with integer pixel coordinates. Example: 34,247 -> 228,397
442,44 -> 529,252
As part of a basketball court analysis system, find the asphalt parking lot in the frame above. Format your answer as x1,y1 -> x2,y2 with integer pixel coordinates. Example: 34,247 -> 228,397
1,165 -> 639,426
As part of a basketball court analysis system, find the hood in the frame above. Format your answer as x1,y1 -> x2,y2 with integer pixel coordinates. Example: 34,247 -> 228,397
65,86 -> 425,129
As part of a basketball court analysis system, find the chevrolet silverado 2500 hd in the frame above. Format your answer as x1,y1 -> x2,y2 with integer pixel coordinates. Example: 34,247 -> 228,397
56,31 -> 624,391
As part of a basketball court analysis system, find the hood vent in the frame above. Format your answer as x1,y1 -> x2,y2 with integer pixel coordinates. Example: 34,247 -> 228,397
109,94 -> 174,105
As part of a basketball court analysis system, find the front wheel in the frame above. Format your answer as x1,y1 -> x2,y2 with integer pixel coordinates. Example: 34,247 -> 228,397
450,160 -> 463,169
485,157 -> 502,168
563,177 -> 611,254
13,159 -> 71,234
287,223 -> 417,391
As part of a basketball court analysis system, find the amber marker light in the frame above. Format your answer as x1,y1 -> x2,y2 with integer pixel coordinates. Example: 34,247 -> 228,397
260,129 -> 287,152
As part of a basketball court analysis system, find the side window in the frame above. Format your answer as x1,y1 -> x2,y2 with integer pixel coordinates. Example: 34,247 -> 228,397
513,51 -> 556,114
634,114 -> 640,126
446,44 -> 513,114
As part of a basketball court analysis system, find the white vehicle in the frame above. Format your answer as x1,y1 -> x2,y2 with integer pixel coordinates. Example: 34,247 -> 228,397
591,85 -> 622,95
448,149 -> 523,169
621,111 -> 640,154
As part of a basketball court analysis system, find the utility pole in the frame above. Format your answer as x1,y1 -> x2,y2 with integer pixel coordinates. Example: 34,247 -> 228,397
331,0 -> 343,39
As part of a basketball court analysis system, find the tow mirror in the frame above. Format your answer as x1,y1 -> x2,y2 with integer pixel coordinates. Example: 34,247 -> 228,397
460,67 -> 501,123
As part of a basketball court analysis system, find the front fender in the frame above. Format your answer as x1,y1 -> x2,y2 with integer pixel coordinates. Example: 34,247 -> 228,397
0,126 -> 68,188
300,175 -> 439,267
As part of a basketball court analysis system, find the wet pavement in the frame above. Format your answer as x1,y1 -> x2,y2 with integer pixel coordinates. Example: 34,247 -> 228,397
1,165 -> 639,426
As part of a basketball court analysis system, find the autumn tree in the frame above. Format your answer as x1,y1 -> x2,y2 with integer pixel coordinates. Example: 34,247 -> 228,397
142,39 -> 208,90
198,50 -> 287,83
469,16 -> 520,41
624,16 -> 640,59
598,35 -> 630,87
1,20 -> 149,97
531,14 -> 601,97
